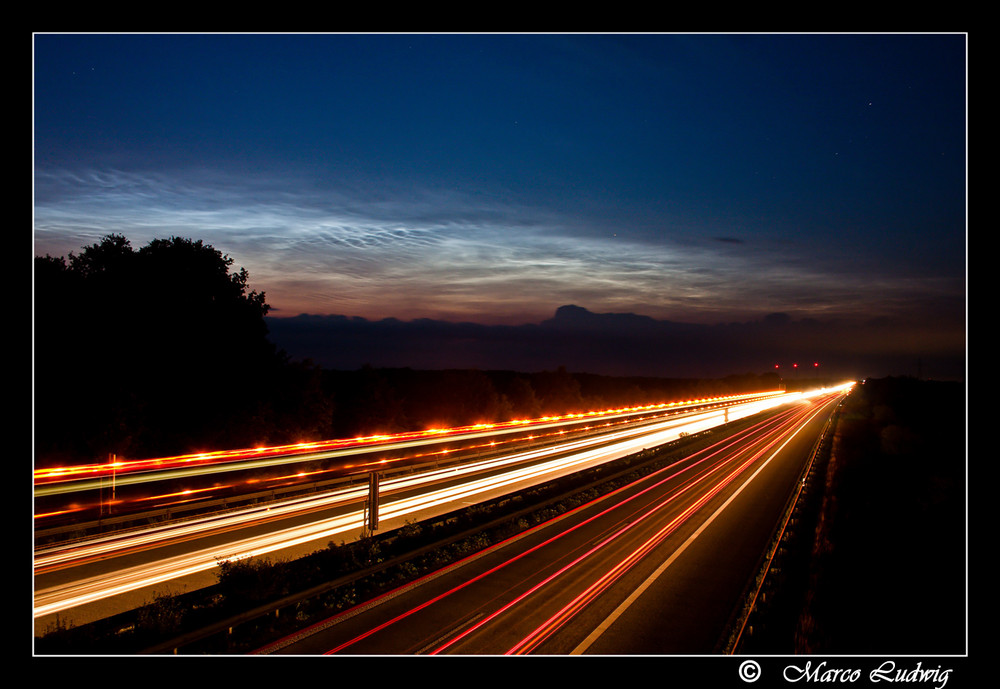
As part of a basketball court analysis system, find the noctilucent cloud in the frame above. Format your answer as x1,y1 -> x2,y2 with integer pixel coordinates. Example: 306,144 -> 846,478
33,33 -> 966,377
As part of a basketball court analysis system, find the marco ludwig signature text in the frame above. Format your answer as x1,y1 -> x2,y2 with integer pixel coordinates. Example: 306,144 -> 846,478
783,661 -> 953,688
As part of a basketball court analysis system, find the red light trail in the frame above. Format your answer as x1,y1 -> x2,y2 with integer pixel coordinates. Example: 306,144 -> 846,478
250,388 -> 847,655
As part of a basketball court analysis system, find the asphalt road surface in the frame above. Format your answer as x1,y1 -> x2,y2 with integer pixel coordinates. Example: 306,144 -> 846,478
257,390 -> 844,655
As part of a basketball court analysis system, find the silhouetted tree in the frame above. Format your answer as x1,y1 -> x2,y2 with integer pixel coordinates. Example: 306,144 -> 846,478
34,234 -> 285,464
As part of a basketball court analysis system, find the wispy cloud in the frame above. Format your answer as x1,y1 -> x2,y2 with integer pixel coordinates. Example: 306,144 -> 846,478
34,164 -> 960,328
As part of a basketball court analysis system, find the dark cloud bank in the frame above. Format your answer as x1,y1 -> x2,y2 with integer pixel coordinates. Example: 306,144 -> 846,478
266,305 -> 964,382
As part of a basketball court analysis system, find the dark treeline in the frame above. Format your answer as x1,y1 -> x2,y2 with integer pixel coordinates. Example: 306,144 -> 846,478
322,366 -> 783,440
35,234 -> 783,468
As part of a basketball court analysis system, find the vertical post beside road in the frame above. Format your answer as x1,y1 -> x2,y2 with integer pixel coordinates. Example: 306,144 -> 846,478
364,471 -> 380,537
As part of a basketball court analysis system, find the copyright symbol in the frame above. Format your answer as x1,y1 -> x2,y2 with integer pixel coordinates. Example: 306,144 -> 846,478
739,660 -> 761,682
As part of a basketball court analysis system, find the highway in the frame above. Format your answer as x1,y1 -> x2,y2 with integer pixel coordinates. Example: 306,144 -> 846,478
33,387 -> 845,638
257,387 -> 847,654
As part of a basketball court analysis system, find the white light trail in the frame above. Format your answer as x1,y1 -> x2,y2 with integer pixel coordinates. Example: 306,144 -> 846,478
34,387 -> 851,620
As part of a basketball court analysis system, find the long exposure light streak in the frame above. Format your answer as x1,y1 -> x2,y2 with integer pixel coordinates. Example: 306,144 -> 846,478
313,409 -> 801,655
34,391 -> 785,496
508,400 -> 834,655
256,388 -> 847,655
431,401 -> 819,655
35,393 -> 794,573
35,386 -> 849,624
34,402 -> 746,618
35,402 -> 743,575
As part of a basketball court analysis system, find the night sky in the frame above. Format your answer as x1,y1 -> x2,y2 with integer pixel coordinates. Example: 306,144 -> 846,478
33,33 -> 967,381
